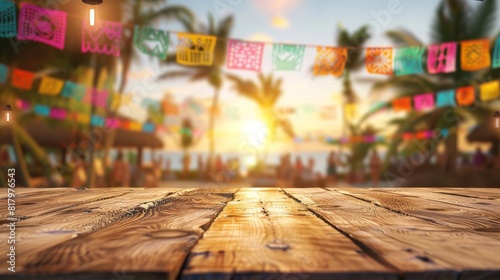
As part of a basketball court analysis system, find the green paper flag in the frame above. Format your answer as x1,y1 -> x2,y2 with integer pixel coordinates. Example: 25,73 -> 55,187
133,25 -> 169,59
272,44 -> 306,71
394,46 -> 424,76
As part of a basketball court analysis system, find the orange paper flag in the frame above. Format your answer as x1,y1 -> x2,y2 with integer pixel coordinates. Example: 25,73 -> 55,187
314,47 -> 348,77
12,69 -> 35,90
456,86 -> 475,106
366,48 -> 393,74
392,97 -> 412,112
461,39 -> 491,71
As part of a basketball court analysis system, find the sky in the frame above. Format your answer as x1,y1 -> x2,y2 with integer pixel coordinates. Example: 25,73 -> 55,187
122,0 -> 500,153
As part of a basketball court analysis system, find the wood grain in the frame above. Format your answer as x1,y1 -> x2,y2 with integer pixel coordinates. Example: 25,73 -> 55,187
333,188 -> 500,232
182,188 -> 397,280
12,188 -> 237,280
286,188 -> 500,279
0,188 -> 185,272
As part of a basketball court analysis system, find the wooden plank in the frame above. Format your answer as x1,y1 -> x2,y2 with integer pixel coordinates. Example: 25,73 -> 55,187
286,188 -> 500,279
0,188 -> 186,272
182,188 -> 397,280
439,188 -> 500,200
11,188 -> 237,280
0,188 -> 75,200
333,188 -> 500,232
0,188 -> 142,221
377,188 -> 500,214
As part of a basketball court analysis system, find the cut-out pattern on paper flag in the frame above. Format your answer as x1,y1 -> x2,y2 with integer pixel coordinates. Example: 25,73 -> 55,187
392,97 -> 412,112
12,69 -> 35,90
82,20 -> 122,56
176,33 -> 217,66
493,37 -> 500,69
436,89 -> 456,107
34,104 -> 50,116
366,48 -> 393,74
39,76 -> 64,95
61,82 -> 86,101
0,1 -> 16,38
227,39 -> 265,71
394,47 -> 424,76
461,39 -> 490,71
427,42 -> 457,74
414,93 -> 435,111
0,63 -> 7,84
479,81 -> 500,102
90,89 -> 109,108
133,25 -> 169,59
313,47 -> 347,77
18,3 -> 67,49
50,108 -> 67,120
456,86 -> 475,106
272,44 -> 306,71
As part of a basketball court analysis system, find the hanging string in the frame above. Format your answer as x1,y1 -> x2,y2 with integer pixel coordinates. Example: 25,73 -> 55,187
4,0 -> 440,50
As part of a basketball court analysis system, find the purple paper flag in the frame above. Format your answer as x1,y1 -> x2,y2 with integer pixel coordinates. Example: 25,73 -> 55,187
50,108 -> 67,119
82,20 -> 122,56
427,42 -> 457,74
227,39 -> 265,71
414,93 -> 435,111
18,3 -> 67,49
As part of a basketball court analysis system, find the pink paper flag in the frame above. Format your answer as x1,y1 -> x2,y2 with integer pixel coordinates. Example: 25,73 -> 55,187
427,42 -> 457,74
227,39 -> 264,71
82,20 -> 122,56
50,108 -> 67,119
91,89 -> 109,108
414,93 -> 435,111
105,117 -> 120,129
16,99 -> 30,110
18,3 -> 67,49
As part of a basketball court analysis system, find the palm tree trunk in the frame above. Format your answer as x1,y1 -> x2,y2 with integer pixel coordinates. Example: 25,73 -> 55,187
208,86 -> 221,173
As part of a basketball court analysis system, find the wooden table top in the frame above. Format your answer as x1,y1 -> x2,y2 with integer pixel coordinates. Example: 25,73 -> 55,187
1,187 -> 500,280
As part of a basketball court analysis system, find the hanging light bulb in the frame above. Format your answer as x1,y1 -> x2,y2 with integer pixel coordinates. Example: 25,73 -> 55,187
3,105 -> 12,122
82,0 -> 103,32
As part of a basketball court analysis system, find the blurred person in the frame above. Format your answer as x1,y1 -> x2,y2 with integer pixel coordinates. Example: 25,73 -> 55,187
111,151 -> 129,187
473,147 -> 487,168
369,149 -> 382,187
215,155 -> 224,174
293,157 -> 304,187
326,151 -> 338,186
197,154 -> 205,181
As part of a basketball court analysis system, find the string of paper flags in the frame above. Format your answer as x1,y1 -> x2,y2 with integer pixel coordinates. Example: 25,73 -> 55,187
1,1 -> 500,75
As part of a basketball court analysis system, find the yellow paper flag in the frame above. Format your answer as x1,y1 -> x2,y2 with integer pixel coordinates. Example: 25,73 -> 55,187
344,103 -> 357,121
129,121 -> 142,131
480,80 -> 500,101
77,113 -> 90,124
176,33 -> 217,66
461,39 -> 491,71
39,76 -> 64,95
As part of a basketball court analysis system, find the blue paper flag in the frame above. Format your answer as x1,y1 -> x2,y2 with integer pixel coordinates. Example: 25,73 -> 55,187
394,47 -> 425,76
436,89 -> 456,107
440,129 -> 449,138
61,82 -> 86,101
142,123 -> 155,133
0,63 -> 7,84
0,0 -> 16,38
34,104 -> 50,116
493,37 -> 500,69
91,115 -> 104,127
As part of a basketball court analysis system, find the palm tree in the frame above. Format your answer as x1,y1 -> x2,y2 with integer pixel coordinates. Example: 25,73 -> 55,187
361,0 -> 499,173
158,14 -> 234,172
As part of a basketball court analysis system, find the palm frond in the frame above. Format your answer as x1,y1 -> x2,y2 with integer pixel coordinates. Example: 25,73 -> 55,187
467,0 -> 497,39
385,29 -> 424,46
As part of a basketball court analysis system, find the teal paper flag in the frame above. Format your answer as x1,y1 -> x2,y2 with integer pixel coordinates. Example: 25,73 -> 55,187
394,46 -> 424,76
272,44 -> 306,71
493,37 -> 500,69
91,115 -> 104,127
0,63 -> 7,84
133,25 -> 169,59
61,82 -> 86,101
0,0 -> 16,38
34,104 -> 50,116
436,90 -> 456,107
143,123 -> 155,133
